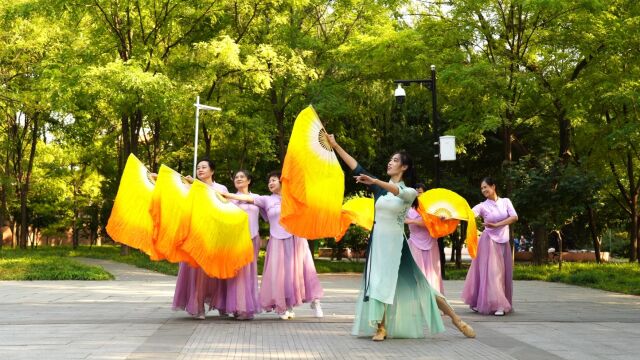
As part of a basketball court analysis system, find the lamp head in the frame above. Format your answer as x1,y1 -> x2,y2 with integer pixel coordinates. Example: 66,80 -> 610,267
394,84 -> 406,104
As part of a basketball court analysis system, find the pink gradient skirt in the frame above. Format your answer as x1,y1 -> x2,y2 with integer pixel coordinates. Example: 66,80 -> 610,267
208,235 -> 262,319
259,236 -> 323,314
461,232 -> 513,314
408,241 -> 444,295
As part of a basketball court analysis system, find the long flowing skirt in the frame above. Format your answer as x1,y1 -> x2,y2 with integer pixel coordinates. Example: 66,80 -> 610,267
208,235 -> 262,319
352,241 -> 445,338
461,233 -> 513,314
259,236 -> 323,313
408,242 -> 444,295
172,263 -> 213,317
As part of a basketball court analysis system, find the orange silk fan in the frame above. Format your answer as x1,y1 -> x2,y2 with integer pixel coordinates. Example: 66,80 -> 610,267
336,197 -> 374,241
416,188 -> 478,258
149,165 -> 196,266
180,180 -> 254,279
280,105 -> 344,239
106,154 -> 159,259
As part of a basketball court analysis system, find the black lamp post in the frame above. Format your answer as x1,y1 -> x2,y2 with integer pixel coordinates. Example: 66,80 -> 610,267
394,65 -> 446,278
394,65 -> 440,187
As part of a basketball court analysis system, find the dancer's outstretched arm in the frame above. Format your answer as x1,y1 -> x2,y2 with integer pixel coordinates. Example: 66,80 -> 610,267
327,134 -> 358,170
222,192 -> 255,203
327,134 -> 401,196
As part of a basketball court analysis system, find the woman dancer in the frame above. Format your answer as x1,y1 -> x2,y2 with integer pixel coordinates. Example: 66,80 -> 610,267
462,177 -> 518,316
223,171 -> 324,319
172,159 -> 228,319
405,183 -> 444,294
208,170 -> 262,320
328,135 -> 474,341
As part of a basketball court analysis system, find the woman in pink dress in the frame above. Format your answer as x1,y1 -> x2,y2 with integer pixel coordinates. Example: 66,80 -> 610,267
223,171 -> 324,320
208,170 -> 262,320
172,159 -> 228,319
462,177 -> 518,316
405,183 -> 444,294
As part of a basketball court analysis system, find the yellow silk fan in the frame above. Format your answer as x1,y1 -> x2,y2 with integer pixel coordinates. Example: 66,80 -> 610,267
106,154 -> 159,259
336,197 -> 374,241
180,180 -> 254,279
149,165 -> 197,267
281,105 -> 345,239
416,188 -> 478,258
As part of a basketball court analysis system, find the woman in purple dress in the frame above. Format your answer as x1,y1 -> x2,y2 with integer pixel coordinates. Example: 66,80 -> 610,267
172,159 -> 228,319
462,177 -> 518,316
208,170 -> 262,320
223,171 -> 324,320
405,183 -> 444,294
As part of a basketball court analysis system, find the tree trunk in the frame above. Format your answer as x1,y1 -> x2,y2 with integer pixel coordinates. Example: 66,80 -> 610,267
532,224 -> 548,265
629,149 -> 638,262
0,151 -> 8,249
586,205 -> 602,263
202,122 -> 212,160
456,222 -> 465,269
18,114 -> 38,249
270,88 -> 286,162
631,195 -> 638,262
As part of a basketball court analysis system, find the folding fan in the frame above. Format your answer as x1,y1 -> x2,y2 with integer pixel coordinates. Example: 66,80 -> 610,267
149,165 -> 196,266
280,105 -> 345,239
416,188 -> 478,258
336,197 -> 374,241
105,154 -> 159,258
179,180 -> 254,279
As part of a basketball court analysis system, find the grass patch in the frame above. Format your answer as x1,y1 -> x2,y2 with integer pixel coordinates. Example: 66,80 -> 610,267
0,245 -> 365,279
443,261 -> 640,295
0,248 -> 113,280
4,246 -> 637,295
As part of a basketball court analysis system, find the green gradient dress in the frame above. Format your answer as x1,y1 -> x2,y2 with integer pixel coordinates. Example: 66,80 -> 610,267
351,164 -> 445,338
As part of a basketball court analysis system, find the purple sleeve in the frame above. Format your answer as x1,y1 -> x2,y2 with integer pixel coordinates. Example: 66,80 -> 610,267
406,207 -> 421,220
252,194 -> 269,221
472,203 -> 483,218
505,198 -> 518,217
253,195 -> 268,209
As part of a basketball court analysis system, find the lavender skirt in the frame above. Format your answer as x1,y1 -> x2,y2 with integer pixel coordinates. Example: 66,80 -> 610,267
259,236 -> 323,313
208,235 -> 262,319
172,263 -> 213,317
408,242 -> 444,295
461,232 -> 513,314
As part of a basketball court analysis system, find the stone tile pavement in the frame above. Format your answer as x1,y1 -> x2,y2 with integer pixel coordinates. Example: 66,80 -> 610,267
0,258 -> 638,359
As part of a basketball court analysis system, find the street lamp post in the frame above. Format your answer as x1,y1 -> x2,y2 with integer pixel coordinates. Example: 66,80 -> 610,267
394,65 -> 440,186
193,96 -> 221,178
394,65 -> 446,278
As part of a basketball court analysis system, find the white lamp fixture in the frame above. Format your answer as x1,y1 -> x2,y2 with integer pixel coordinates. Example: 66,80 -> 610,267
394,84 -> 406,104
439,135 -> 456,161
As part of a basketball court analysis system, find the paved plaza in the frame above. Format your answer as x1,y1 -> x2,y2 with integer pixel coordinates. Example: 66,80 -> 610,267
0,258 -> 638,359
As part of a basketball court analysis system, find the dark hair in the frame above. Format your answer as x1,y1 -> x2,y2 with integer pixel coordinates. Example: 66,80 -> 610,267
412,182 -> 427,209
481,177 -> 496,187
267,170 -> 281,182
393,150 -> 416,188
197,158 -> 216,171
234,169 -> 253,188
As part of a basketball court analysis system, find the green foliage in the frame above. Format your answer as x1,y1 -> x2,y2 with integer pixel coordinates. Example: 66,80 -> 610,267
0,0 -> 639,260
508,155 -> 601,229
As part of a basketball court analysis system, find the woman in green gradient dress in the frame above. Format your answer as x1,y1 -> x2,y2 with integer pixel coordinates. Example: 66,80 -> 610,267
327,134 -> 475,341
